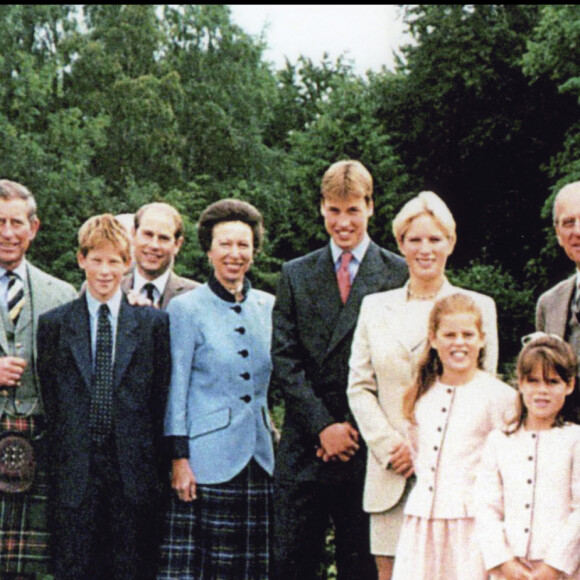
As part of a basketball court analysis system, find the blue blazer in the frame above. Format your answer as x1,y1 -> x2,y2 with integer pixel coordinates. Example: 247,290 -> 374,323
164,283 -> 275,484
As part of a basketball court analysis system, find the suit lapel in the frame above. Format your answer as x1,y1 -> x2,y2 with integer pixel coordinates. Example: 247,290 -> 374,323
306,247 -> 342,337
65,298 -> 93,390
161,271 -> 179,310
0,281 -> 8,354
552,276 -> 575,337
379,286 -> 423,352
28,263 -> 58,362
120,272 -> 134,296
112,299 -> 139,390
325,242 -> 389,356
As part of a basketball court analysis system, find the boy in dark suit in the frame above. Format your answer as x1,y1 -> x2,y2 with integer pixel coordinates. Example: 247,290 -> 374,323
272,160 -> 408,579
37,214 -> 170,580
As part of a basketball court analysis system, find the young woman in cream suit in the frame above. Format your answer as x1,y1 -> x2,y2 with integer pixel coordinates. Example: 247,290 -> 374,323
347,191 -> 498,580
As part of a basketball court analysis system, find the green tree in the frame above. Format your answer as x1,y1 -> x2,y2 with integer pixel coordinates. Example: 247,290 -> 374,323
522,5 -> 580,291
380,4 -> 576,276
0,5 -> 107,284
64,5 -> 183,201
161,5 -> 279,184
278,64 -> 410,260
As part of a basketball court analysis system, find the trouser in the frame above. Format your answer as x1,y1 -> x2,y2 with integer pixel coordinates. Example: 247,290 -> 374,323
51,443 -> 160,580
273,477 -> 377,580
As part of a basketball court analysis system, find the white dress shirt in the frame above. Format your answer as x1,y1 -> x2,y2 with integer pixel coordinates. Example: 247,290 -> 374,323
85,289 -> 122,364
133,269 -> 170,305
330,235 -> 371,282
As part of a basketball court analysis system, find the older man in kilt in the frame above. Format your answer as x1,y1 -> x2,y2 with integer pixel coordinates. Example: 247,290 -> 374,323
0,180 -> 77,579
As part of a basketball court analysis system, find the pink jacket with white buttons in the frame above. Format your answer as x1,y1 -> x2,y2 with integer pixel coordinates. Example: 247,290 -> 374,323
475,424 -> 580,577
404,371 -> 517,519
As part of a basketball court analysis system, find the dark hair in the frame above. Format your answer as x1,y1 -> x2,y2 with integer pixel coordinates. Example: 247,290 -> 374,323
197,199 -> 264,253
403,293 -> 485,422
506,333 -> 577,433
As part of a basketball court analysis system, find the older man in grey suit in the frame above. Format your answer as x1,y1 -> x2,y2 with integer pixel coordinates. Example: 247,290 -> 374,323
0,180 -> 77,579
272,160 -> 408,580
536,181 -> 580,423
121,202 -> 199,308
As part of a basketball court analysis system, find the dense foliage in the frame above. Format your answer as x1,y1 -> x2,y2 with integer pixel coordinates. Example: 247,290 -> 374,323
2,4 -> 580,369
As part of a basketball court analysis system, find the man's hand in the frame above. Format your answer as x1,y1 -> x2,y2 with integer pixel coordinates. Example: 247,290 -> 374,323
389,440 -> 414,478
171,458 -> 197,502
0,356 -> 26,387
317,422 -> 359,463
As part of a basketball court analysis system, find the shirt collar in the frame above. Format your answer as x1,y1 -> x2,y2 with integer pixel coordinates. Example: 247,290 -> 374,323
85,288 -> 123,320
134,269 -> 170,296
330,235 -> 370,265
0,260 -> 28,282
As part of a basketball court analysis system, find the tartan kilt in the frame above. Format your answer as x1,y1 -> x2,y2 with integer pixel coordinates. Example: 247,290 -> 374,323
0,414 -> 52,575
158,459 -> 273,580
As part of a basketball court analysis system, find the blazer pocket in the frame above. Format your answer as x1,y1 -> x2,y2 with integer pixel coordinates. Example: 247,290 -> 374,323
188,407 -> 231,440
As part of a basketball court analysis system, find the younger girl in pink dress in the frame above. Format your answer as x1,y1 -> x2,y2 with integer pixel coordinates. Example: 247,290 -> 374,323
392,293 -> 517,580
476,333 -> 580,580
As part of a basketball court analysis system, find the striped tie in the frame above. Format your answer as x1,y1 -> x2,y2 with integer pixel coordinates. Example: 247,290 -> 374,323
6,271 -> 25,325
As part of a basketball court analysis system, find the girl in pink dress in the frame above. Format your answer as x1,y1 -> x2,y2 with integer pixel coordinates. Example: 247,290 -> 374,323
476,333 -> 580,580
392,293 -> 517,580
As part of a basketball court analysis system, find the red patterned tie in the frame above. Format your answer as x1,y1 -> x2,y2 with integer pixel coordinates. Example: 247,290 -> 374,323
337,252 -> 353,304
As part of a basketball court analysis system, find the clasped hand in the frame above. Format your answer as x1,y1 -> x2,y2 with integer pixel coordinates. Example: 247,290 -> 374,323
389,440 -> 415,478
493,559 -> 561,580
316,422 -> 359,462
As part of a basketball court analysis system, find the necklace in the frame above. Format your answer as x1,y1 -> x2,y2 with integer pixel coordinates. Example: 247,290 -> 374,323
407,280 -> 444,301
407,288 -> 438,300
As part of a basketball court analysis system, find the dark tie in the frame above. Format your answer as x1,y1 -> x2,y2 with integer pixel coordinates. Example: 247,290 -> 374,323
6,271 -> 25,325
90,304 -> 113,443
142,283 -> 156,305
337,252 -> 353,304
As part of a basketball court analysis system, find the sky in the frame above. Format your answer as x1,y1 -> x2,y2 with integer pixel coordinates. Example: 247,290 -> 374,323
228,5 -> 409,75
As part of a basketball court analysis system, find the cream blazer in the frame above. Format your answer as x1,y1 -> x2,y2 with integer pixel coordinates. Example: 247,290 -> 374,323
347,280 -> 499,513
475,425 -> 580,577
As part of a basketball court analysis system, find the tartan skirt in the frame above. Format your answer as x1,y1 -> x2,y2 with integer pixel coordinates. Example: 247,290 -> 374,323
0,414 -> 51,576
157,459 -> 273,580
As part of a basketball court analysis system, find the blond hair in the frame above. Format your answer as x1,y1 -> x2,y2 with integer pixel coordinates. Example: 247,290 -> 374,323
78,214 -> 131,262
392,191 -> 456,246
320,160 -> 373,204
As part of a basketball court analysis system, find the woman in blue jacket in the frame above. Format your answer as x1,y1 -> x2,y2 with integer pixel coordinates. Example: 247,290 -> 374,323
158,199 -> 275,580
